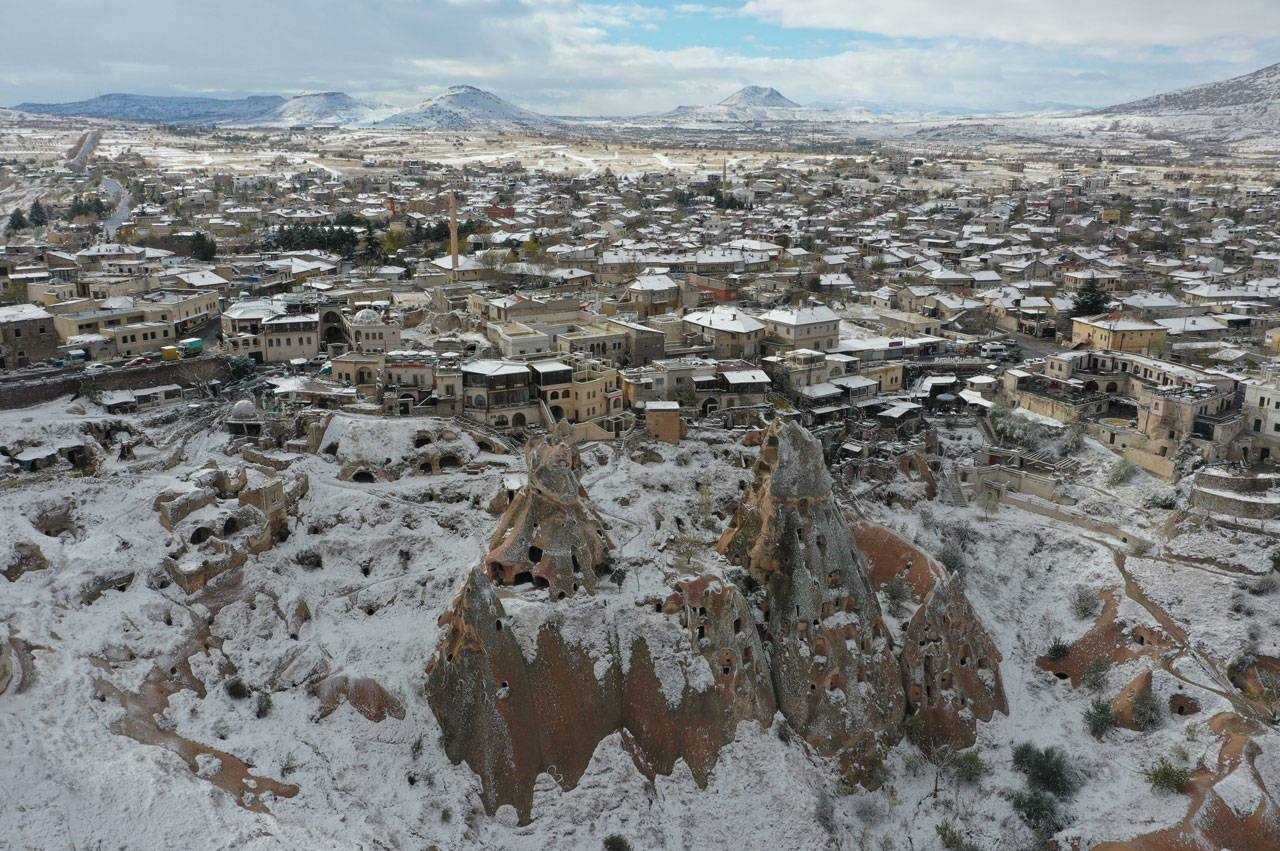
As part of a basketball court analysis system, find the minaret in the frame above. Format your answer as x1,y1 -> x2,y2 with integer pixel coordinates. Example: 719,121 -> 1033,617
448,190 -> 460,284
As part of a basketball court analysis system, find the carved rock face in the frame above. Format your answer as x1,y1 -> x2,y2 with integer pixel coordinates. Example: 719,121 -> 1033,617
899,576 -> 1007,754
718,419 -> 906,773
427,569 -> 774,823
484,436 -> 613,599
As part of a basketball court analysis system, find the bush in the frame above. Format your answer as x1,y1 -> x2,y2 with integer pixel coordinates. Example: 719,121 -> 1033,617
1143,487 -> 1177,510
227,354 -> 256,380
936,822 -> 980,851
1072,587 -> 1099,620
938,538 -> 967,578
1146,757 -> 1192,793
1046,637 -> 1071,660
295,549 -> 323,570
225,677 -> 250,700
603,835 -> 632,851
727,568 -> 760,597
1132,687 -> 1164,731
1012,743 -> 1080,797
1009,787 -> 1063,834
1106,458 -> 1138,487
950,749 -> 987,784
1084,698 -> 1115,737
885,578 -> 910,617
1060,424 -> 1085,456
255,691 -> 273,718
1083,659 -> 1109,692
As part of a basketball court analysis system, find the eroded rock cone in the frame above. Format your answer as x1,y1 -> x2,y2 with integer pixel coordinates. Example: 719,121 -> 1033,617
718,419 -> 906,776
483,433 -> 612,599
899,574 -> 1007,753
427,568 -> 774,823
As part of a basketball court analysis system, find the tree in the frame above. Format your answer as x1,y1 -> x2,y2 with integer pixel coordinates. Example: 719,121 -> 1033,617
28,200 -> 47,228
7,208 -> 27,232
1069,279 -> 1111,317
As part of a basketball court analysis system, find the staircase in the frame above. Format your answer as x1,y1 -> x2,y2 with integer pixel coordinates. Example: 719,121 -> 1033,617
938,461 -> 968,507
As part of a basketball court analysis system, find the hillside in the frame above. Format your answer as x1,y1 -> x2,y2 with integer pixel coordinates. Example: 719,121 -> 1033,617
376,86 -> 559,132
13,93 -> 286,125
1104,62 -> 1280,114
253,92 -> 385,127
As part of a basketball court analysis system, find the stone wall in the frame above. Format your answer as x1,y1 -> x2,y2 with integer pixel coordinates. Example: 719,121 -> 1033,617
0,356 -> 232,410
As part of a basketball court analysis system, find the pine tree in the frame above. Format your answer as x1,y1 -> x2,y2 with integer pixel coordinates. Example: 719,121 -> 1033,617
28,200 -> 47,228
1070,279 -> 1111,317
7,208 -> 27,232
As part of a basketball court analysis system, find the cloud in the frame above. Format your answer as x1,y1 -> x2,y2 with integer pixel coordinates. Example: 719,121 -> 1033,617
0,0 -> 1275,114
739,0 -> 1280,49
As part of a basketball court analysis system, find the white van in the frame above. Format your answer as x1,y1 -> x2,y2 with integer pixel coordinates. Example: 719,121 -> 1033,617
980,343 -> 1008,358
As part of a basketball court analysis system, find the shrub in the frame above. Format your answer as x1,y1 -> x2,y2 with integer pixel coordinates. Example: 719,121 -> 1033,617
1046,637 -> 1071,660
1060,424 -> 1085,456
295,549 -> 323,570
950,749 -> 987,784
1012,743 -> 1079,797
1143,487 -> 1177,510
228,354 -> 256,380
885,578 -> 910,617
254,691 -> 273,718
225,677 -> 250,700
1083,659 -> 1109,692
1146,758 -> 1192,793
1084,698 -> 1115,738
1132,687 -> 1164,731
936,822 -> 980,851
1073,587 -> 1099,620
603,835 -> 632,851
727,568 -> 760,597
1009,787 -> 1063,834
1106,458 -> 1138,487
938,538 -> 967,578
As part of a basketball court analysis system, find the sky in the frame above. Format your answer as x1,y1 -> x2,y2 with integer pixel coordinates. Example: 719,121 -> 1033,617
3,0 -> 1279,115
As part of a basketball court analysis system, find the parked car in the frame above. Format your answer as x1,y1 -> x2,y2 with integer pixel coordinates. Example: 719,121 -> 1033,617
84,362 -> 112,374
125,357 -> 152,367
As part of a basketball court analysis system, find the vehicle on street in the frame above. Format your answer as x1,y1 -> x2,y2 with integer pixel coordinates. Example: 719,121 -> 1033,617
125,357 -> 152,367
84,362 -> 112,373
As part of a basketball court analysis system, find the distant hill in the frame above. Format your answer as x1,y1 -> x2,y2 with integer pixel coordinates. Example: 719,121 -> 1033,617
254,92 -> 385,127
1103,62 -> 1280,114
717,86 -> 799,109
376,86 -> 558,132
14,93 -> 285,124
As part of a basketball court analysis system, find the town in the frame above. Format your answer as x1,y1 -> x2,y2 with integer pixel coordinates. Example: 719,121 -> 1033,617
4,93 -> 1280,850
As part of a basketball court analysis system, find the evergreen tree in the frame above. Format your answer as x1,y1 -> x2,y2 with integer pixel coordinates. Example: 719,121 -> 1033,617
28,200 -> 47,228
1070,279 -> 1111,317
7,208 -> 27,232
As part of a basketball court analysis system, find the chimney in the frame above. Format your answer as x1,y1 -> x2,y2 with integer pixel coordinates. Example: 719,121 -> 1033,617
449,191 -> 460,283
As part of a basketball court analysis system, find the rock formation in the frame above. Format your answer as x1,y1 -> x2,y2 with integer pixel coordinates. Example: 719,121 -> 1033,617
899,575 -> 1007,753
427,419 -> 1007,823
483,431 -> 613,598
427,431 -> 773,823
718,419 -> 906,774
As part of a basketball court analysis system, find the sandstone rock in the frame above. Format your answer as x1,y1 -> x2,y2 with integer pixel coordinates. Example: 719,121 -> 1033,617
483,435 -> 613,599
899,575 -> 1007,754
3,542 -> 49,582
718,419 -> 905,775
315,674 -> 405,722
427,568 -> 772,823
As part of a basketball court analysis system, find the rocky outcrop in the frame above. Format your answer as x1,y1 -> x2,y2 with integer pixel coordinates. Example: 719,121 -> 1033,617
899,575 -> 1007,753
718,419 -> 905,774
427,568 -> 774,822
315,674 -> 405,722
483,431 -> 613,599
428,420 -> 1007,823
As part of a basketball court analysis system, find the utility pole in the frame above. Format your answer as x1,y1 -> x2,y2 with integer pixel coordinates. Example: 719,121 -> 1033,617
448,190 -> 460,285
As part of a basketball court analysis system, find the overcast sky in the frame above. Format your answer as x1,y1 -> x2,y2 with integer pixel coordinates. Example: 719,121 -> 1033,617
4,0 -> 1279,113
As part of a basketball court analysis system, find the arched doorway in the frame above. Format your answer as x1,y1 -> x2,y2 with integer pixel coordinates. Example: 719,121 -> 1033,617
511,412 -> 526,428
550,405 -> 564,420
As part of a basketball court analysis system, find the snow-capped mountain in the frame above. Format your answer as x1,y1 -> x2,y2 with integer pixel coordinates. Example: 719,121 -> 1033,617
1103,61 -> 1280,115
1078,61 -> 1280,142
654,85 -> 852,125
13,93 -> 286,125
717,85 -> 799,109
252,92 -> 387,127
376,86 -> 559,132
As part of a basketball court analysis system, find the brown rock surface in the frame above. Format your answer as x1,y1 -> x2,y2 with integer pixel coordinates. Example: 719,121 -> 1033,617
717,419 -> 905,774
315,674 -> 406,722
483,434 -> 613,599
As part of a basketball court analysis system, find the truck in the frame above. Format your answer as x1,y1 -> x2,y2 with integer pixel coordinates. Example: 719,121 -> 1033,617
161,346 -> 182,361
178,337 -> 204,358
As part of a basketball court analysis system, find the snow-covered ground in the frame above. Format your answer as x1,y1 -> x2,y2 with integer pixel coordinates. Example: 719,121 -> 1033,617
3,399 -> 1278,849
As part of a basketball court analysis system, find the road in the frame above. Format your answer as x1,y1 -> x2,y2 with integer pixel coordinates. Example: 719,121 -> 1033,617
100,176 -> 132,236
68,129 -> 101,171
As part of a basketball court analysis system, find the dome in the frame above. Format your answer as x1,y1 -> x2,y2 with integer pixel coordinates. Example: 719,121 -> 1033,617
352,308 -> 381,325
230,400 -> 257,421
